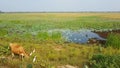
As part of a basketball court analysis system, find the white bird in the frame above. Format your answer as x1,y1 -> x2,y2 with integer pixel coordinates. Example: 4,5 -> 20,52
30,52 -> 33,56
30,49 -> 35,56
83,65 -> 89,68
33,49 -> 36,53
33,56 -> 36,63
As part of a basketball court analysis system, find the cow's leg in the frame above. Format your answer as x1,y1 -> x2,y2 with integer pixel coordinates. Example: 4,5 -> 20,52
20,53 -> 24,60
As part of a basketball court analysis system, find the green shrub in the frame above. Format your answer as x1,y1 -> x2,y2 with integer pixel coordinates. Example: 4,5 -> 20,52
89,54 -> 120,68
106,33 -> 120,49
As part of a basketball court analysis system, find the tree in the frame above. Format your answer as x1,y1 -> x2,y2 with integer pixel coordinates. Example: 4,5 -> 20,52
0,10 -> 1,12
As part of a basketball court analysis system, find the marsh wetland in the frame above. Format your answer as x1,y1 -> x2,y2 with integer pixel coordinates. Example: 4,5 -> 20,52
0,13 -> 120,68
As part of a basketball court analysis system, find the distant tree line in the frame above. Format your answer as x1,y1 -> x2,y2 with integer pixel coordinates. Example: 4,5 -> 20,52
0,10 -> 3,13
0,10 -> 120,13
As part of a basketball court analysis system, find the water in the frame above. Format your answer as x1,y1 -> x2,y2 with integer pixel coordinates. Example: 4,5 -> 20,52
62,29 -> 106,44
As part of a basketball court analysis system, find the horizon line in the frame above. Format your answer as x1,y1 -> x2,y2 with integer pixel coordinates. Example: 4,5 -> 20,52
1,11 -> 120,13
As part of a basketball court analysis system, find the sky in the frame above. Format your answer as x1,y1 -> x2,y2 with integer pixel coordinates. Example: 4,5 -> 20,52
0,0 -> 120,12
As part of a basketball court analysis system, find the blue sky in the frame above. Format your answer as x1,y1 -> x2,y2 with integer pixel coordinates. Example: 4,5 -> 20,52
0,0 -> 120,12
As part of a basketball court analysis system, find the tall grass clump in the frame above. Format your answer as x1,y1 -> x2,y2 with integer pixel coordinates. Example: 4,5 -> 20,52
37,32 -> 50,41
89,54 -> 120,68
36,31 -> 63,42
50,32 -> 62,43
106,33 -> 120,49
0,45 -> 10,56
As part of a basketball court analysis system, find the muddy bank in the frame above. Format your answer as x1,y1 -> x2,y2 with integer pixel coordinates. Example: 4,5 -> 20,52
93,29 -> 120,38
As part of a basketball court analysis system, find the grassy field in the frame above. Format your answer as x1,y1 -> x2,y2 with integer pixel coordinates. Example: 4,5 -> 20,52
0,13 -> 120,68
0,13 -> 120,30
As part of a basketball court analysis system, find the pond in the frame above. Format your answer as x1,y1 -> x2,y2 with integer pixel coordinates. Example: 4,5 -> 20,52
62,29 -> 106,44
48,29 -> 106,44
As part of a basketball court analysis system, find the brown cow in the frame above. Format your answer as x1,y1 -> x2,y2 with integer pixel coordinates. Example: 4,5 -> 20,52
9,43 -> 29,59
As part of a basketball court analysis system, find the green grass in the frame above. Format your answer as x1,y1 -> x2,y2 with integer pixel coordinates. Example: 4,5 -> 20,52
106,33 -> 120,49
0,13 -> 120,68
89,54 -> 120,68
1,42 -> 120,68
0,13 -> 120,30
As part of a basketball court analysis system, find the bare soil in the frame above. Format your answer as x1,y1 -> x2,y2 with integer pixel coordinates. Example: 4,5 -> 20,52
94,29 -> 120,38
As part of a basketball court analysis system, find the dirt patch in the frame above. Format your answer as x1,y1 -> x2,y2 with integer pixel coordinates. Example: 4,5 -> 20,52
52,45 -> 63,51
93,29 -> 120,38
57,64 -> 78,68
